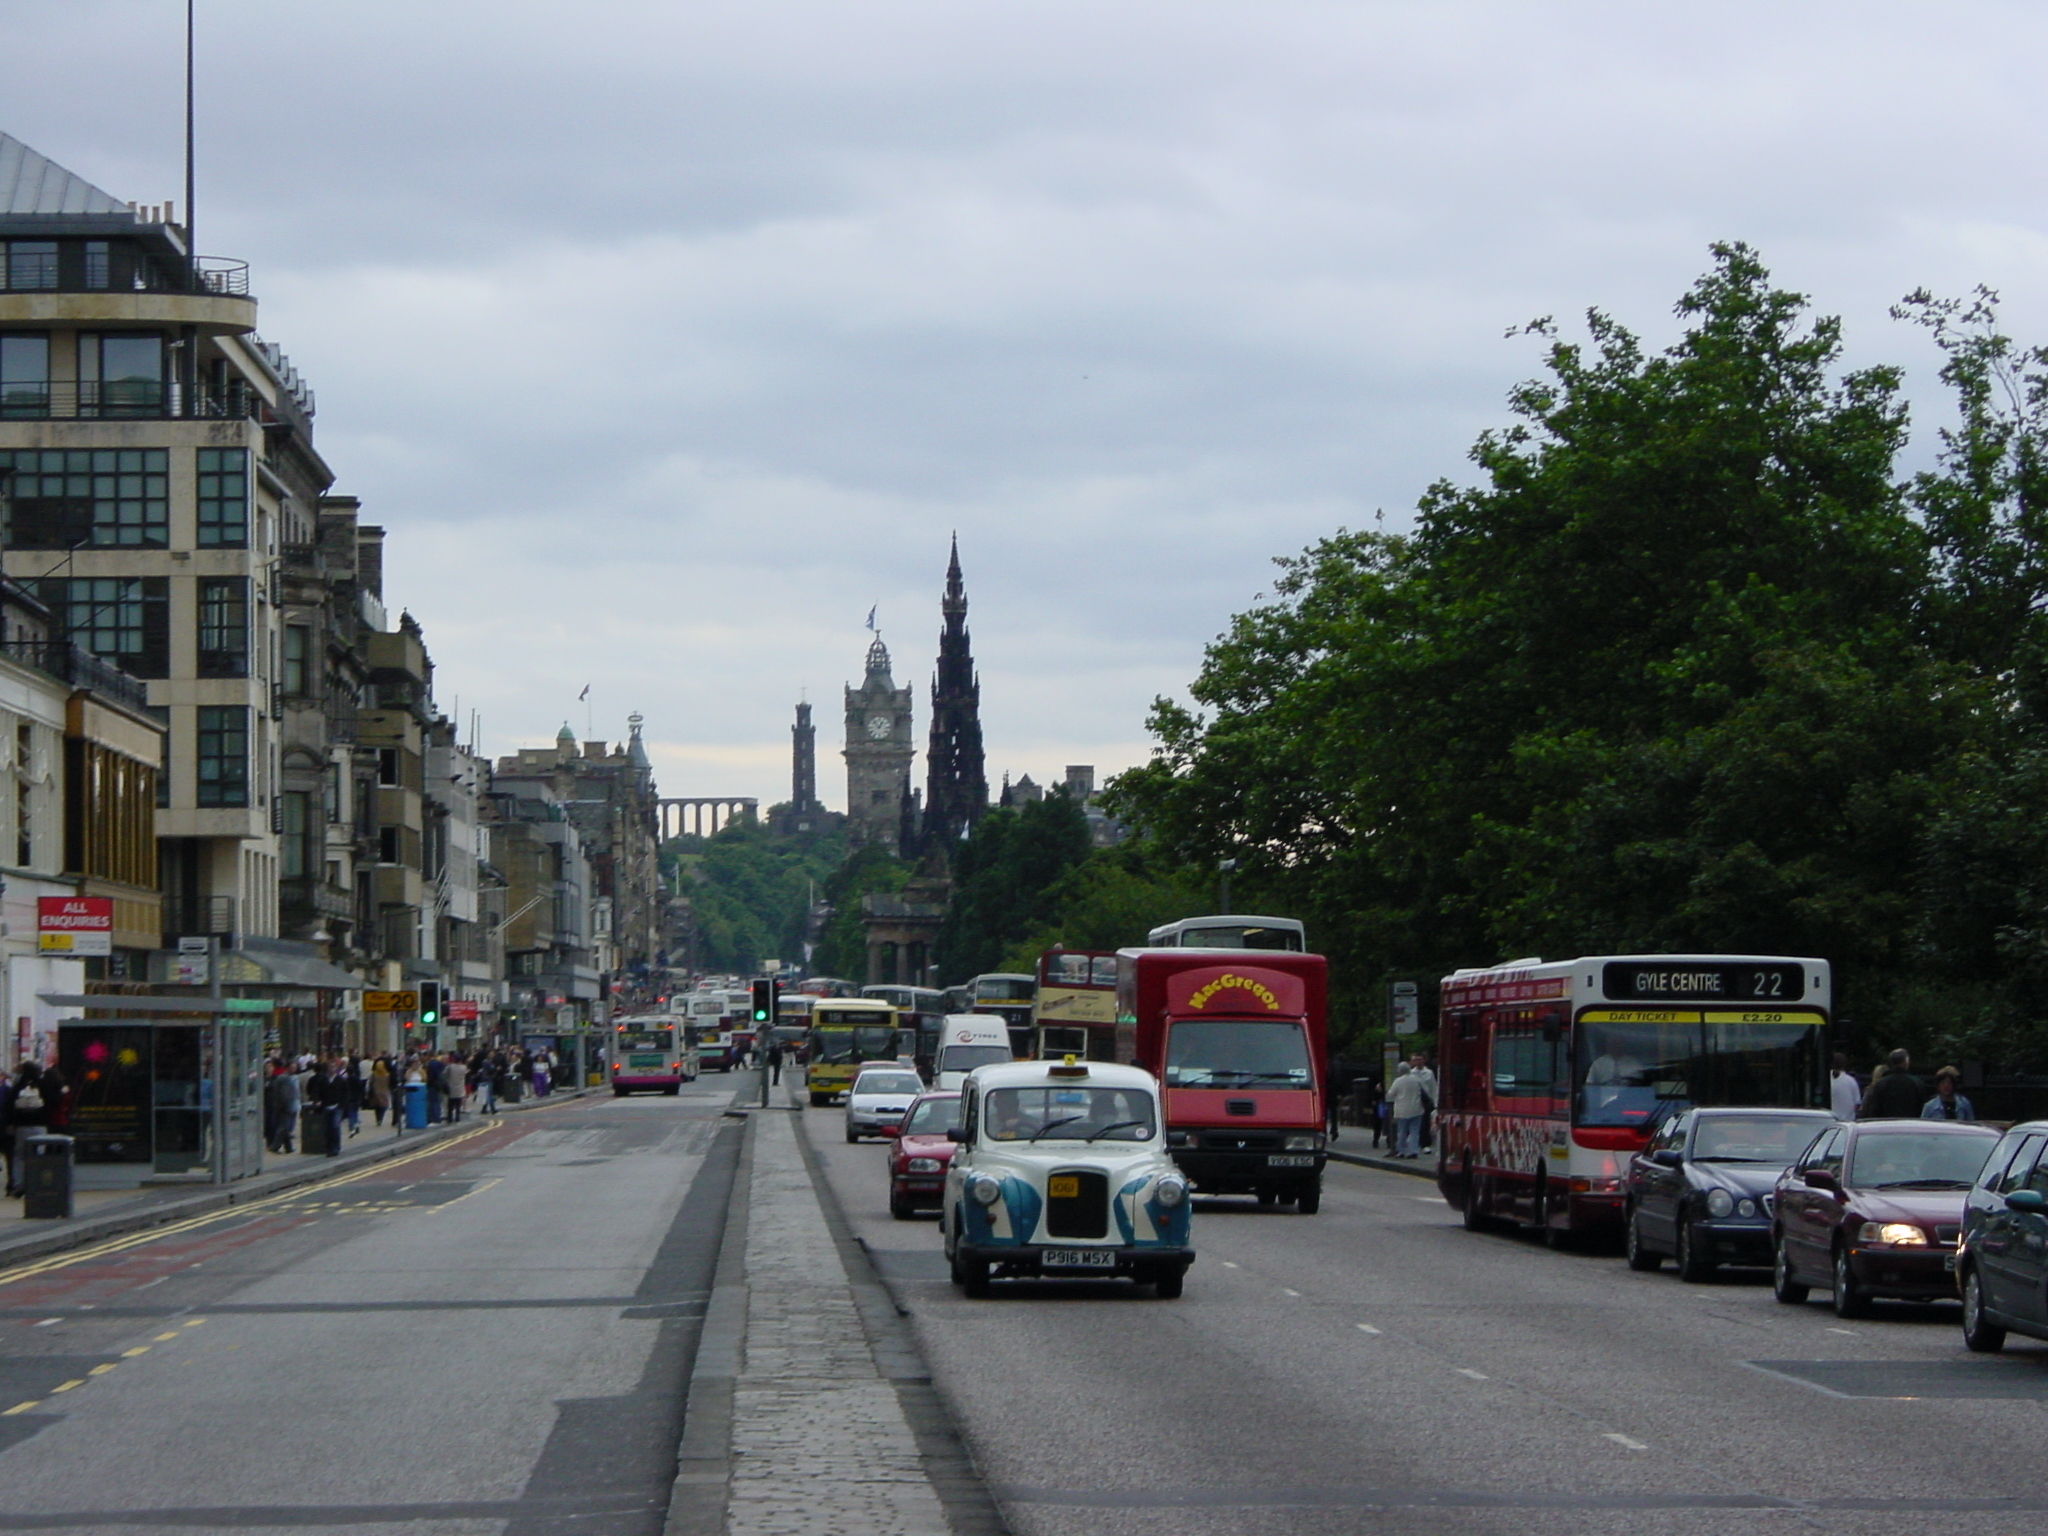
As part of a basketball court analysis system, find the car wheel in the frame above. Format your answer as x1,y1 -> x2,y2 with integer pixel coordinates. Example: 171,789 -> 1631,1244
844,1125 -> 860,1144
1675,1216 -> 1716,1283
1624,1206 -> 1662,1272
1297,1185 -> 1322,1216
1155,1269 -> 1185,1300
889,1193 -> 912,1221
1962,1267 -> 2007,1353
1771,1236 -> 1809,1304
1831,1245 -> 1870,1318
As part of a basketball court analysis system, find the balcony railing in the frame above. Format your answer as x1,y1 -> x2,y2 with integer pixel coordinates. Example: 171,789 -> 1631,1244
0,638 -> 149,712
0,380 -> 271,423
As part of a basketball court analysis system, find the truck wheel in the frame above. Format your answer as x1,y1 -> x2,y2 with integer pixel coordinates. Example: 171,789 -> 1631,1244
1256,1190 -> 1276,1206
1296,1184 -> 1322,1215
1155,1270 -> 1185,1299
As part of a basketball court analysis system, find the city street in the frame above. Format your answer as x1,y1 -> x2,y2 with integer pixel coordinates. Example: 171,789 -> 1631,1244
6,1073 -> 2048,1535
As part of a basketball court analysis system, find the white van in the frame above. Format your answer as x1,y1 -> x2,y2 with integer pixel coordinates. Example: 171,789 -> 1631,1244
933,1015 -> 1016,1091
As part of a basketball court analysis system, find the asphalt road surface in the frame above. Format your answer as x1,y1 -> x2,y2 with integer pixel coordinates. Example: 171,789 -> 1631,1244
807,1106 -> 2048,1536
0,1078 -> 742,1536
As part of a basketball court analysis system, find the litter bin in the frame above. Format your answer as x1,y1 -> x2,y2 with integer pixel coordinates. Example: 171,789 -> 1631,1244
299,1105 -> 330,1155
404,1081 -> 428,1129
21,1134 -> 73,1220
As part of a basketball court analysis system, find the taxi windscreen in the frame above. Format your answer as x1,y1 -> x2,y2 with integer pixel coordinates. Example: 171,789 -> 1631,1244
983,1086 -> 1156,1142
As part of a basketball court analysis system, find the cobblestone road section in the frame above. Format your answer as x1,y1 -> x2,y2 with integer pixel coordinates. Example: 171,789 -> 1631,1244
724,1109 -> 953,1536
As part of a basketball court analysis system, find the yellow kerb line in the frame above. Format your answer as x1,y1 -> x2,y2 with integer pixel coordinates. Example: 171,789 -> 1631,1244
0,1121 -> 500,1289
50,1380 -> 84,1393
2,1401 -> 38,1415
121,1347 -> 150,1358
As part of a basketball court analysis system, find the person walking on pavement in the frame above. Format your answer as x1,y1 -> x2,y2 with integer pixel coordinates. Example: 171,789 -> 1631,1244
767,1038 -> 784,1086
342,1055 -> 364,1138
426,1052 -> 447,1124
1408,1052 -> 1438,1154
1922,1067 -> 1976,1121
1862,1049 -> 1924,1119
1829,1051 -> 1862,1121
367,1053 -> 392,1127
1387,1060 -> 1429,1159
307,1057 -> 346,1157
444,1054 -> 467,1122
265,1060 -> 300,1153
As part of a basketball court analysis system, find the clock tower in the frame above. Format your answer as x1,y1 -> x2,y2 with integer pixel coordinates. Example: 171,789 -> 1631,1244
843,634 -> 915,852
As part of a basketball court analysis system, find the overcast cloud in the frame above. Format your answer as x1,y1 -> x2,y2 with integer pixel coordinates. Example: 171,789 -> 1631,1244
4,1 -> 2045,809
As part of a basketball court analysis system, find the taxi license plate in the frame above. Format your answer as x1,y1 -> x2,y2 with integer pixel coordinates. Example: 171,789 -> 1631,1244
1042,1249 -> 1116,1269
1048,1176 -> 1079,1198
1267,1154 -> 1315,1167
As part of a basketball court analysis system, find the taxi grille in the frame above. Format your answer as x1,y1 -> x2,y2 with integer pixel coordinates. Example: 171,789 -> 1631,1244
1044,1170 -> 1109,1239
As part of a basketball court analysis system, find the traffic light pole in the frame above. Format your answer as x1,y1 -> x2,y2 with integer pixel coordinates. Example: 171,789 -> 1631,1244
752,976 -> 779,1108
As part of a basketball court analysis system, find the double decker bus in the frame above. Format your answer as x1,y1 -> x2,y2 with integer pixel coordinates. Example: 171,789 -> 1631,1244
794,976 -> 861,999
963,973 -> 1037,1057
608,1016 -> 697,1096
803,998 -> 901,1106
1437,954 -> 1831,1243
1034,950 -> 1120,1060
862,984 -> 948,1073
1145,915 -> 1306,951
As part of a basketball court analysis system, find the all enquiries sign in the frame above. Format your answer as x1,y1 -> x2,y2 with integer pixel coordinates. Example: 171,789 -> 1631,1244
38,897 -> 113,956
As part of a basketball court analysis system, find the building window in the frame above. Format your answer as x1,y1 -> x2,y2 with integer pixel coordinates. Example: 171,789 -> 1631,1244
1,449 -> 169,548
280,791 -> 311,879
196,448 -> 249,547
197,578 -> 249,678
77,333 -> 164,417
147,705 -> 170,808
378,747 -> 399,787
379,826 -> 399,864
0,335 -> 48,419
282,624 -> 309,695
2,242 -> 58,291
36,576 -> 170,678
196,705 -> 249,808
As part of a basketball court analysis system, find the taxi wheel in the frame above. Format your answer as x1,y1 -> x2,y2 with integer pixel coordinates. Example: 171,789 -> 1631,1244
1832,1245 -> 1871,1318
1155,1270 -> 1185,1300
1962,1268 -> 2008,1353
952,1247 -> 989,1296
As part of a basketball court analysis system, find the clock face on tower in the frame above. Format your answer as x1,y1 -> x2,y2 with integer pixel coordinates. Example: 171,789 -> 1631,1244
866,713 -> 892,740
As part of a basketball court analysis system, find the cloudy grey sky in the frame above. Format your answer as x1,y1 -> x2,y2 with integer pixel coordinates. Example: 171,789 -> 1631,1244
5,2 -> 2044,809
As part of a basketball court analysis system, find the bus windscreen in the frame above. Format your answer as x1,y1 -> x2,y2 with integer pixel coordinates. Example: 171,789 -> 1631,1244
1578,1017 -> 1823,1125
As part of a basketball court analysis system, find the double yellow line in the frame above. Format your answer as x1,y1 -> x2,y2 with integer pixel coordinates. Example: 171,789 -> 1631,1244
0,1118 -> 502,1290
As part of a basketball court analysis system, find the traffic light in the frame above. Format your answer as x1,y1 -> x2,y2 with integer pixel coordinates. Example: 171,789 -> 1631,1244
418,981 -> 441,1028
750,978 -> 775,1024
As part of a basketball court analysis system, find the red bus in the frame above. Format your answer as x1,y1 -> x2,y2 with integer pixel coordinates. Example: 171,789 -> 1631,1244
1436,954 -> 1832,1243
1116,948 -> 1330,1213
1034,950 -> 1119,1060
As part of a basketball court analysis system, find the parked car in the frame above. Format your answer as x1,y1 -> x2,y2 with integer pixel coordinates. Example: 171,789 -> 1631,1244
1955,1119 -> 2048,1352
888,1091 -> 962,1219
1771,1118 -> 2000,1317
1624,1107 -> 1836,1280
844,1065 -> 925,1144
940,1058 -> 1193,1298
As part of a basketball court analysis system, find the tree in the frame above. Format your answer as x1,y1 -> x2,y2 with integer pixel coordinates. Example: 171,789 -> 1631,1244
936,794 -> 1095,983
996,846 -> 1211,973
809,843 -> 910,981
664,817 -> 846,975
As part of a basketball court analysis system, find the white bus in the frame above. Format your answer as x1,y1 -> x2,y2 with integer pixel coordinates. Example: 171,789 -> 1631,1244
1144,915 -> 1306,951
609,1016 -> 698,1095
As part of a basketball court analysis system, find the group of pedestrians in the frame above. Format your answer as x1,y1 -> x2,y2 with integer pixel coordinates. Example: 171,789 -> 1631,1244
1347,1054 -> 1439,1159
261,1044 -> 566,1155
1831,1048 -> 1979,1122
0,1060 -> 70,1197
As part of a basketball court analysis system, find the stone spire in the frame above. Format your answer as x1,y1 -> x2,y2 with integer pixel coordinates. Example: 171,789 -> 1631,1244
923,535 -> 987,858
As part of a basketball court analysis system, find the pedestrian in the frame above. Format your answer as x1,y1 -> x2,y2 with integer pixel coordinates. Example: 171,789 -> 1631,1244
1922,1067 -> 1976,1121
4,1062 -> 51,1197
1409,1052 -> 1438,1154
767,1039 -> 784,1086
1829,1050 -> 1862,1122
367,1054 -> 392,1127
444,1054 -> 467,1122
343,1055 -> 364,1138
265,1060 -> 300,1153
478,1052 -> 501,1115
426,1052 -> 447,1124
308,1057 -> 346,1156
1861,1049 -> 1924,1119
1387,1060 -> 1428,1159
533,1051 -> 552,1098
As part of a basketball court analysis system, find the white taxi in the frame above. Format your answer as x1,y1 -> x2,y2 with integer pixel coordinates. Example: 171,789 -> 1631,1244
940,1057 -> 1193,1298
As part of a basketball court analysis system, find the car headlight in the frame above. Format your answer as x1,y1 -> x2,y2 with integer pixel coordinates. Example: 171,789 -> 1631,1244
1704,1188 -> 1735,1218
1735,1199 -> 1757,1219
1154,1176 -> 1189,1208
1858,1221 -> 1927,1246
969,1173 -> 1003,1206
905,1157 -> 941,1173
1283,1134 -> 1323,1152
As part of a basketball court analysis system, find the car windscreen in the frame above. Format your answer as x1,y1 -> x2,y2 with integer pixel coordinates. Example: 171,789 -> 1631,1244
1163,1019 -> 1310,1088
1848,1132 -> 1996,1189
1690,1115 -> 1825,1163
902,1097 -> 962,1136
853,1073 -> 922,1097
937,1044 -> 1013,1073
983,1086 -> 1156,1142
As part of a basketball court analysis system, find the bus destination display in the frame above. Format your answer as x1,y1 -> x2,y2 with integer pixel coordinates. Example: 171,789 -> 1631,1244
1600,961 -> 1805,1003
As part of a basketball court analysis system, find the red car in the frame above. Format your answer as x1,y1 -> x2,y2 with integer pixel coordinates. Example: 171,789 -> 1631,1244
888,1091 -> 962,1220
1771,1118 -> 2001,1317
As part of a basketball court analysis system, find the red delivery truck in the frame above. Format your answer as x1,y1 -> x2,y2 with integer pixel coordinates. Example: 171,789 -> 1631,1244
1115,948 -> 1329,1213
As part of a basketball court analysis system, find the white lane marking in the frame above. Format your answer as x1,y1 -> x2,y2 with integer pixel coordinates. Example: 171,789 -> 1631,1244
1604,1433 -> 1649,1451
1355,1323 -> 1381,1335
1455,1368 -> 1488,1380
33,1318 -> 59,1328
1826,1327 -> 1855,1335
1410,1196 -> 1442,1203
1282,1288 -> 1302,1297
1220,1261 -> 1240,1269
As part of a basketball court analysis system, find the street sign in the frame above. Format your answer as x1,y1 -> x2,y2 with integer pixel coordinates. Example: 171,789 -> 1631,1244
364,990 -> 417,1013
445,999 -> 480,1021
177,936 -> 210,954
1390,980 -> 1420,1036
38,897 -> 113,956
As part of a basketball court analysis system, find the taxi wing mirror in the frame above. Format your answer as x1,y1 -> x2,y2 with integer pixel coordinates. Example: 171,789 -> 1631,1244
2006,1189 -> 2048,1215
945,1127 -> 968,1143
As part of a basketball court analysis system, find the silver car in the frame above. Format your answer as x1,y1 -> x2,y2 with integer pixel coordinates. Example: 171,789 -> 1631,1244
846,1066 -> 925,1143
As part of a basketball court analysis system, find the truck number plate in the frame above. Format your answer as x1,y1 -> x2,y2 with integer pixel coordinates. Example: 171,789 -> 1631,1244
1267,1154 -> 1315,1167
1042,1248 -> 1117,1269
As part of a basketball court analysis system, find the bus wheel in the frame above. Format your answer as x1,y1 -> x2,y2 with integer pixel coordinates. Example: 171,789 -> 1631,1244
810,1092 -> 830,1108
1296,1184 -> 1322,1215
663,1084 -> 681,1096
612,1087 -> 629,1098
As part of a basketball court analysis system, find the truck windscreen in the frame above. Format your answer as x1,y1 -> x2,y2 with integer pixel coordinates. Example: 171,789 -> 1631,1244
1164,1020 -> 1311,1087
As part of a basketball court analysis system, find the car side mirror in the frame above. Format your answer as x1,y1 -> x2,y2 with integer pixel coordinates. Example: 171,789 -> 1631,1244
945,1127 -> 968,1143
2006,1189 -> 2048,1215
1804,1167 -> 1839,1193
1651,1149 -> 1683,1168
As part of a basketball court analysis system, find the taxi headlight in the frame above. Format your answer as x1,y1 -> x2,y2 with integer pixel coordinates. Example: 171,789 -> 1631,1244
1858,1221 -> 1928,1246
1704,1188 -> 1735,1219
969,1174 -> 1003,1206
905,1157 -> 942,1173
1154,1176 -> 1189,1208
1283,1134 -> 1323,1152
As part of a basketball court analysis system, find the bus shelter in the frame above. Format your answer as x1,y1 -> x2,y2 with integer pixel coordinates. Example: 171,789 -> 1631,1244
42,993 -> 271,1184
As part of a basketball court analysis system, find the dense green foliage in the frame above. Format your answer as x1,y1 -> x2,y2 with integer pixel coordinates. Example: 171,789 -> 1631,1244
934,795 -> 1096,983
663,815 -> 846,975
994,847 -> 1212,974
809,843 -> 911,982
1110,246 -> 2048,1067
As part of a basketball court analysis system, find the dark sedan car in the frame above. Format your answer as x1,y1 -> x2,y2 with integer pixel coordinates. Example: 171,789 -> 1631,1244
1955,1119 -> 2048,1352
1624,1108 -> 1836,1281
1771,1119 -> 2000,1317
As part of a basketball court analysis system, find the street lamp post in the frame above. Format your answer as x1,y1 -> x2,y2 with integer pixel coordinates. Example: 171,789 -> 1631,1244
1218,858 -> 1236,915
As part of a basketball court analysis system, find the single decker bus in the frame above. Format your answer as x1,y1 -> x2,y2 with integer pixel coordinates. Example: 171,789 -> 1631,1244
804,998 -> 902,1106
609,1016 -> 697,1096
1436,953 -> 1831,1245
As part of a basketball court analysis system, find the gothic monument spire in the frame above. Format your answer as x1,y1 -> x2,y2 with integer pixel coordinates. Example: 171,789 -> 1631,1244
923,535 -> 987,857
